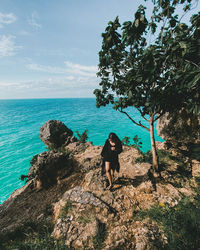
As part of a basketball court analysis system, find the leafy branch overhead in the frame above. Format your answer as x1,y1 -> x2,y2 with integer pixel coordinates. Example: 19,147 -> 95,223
94,0 -> 200,170
94,0 -> 200,117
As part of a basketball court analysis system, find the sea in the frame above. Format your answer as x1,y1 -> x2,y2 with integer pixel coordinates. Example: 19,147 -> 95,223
0,98 -> 163,204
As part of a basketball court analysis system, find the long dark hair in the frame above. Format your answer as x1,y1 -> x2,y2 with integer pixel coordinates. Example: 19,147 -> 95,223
108,132 -> 121,145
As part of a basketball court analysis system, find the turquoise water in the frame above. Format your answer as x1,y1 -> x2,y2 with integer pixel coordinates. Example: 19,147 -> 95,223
0,98 -> 163,203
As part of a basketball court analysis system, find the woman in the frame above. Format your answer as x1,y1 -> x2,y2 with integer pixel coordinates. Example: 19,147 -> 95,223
101,132 -> 122,190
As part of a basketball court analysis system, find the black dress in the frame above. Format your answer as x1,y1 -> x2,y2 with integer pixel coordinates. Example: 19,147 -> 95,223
101,139 -> 122,175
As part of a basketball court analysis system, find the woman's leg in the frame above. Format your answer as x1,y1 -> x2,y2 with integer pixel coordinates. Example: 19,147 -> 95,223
105,161 -> 112,188
111,169 -> 115,183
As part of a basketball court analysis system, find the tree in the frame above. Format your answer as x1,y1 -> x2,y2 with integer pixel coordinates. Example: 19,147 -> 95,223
94,0 -> 199,171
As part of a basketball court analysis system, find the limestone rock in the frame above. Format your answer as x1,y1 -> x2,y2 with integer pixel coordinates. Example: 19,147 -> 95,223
40,120 -> 75,148
29,151 -> 73,188
82,169 -> 105,193
52,186 -> 113,248
73,144 -> 103,173
133,221 -> 167,250
157,109 -> 200,146
1,140 -> 199,249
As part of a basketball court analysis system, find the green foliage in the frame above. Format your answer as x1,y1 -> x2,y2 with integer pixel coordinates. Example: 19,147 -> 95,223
136,150 -> 152,163
76,129 -> 88,143
132,135 -> 143,151
78,214 -> 91,224
94,0 -> 200,169
121,136 -> 131,146
92,220 -> 107,250
136,149 -> 185,165
135,149 -> 192,187
122,135 -> 143,151
58,201 -> 73,219
0,221 -> 69,250
137,177 -> 200,249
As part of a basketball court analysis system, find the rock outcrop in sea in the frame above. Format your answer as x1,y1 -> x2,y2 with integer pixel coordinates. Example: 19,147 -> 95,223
0,119 -> 200,249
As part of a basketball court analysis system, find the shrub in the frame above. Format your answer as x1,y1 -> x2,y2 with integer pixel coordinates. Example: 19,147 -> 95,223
58,201 -> 73,219
0,221 -> 69,250
136,177 -> 200,250
136,149 -> 186,167
136,150 -> 152,163
132,135 -> 143,151
76,129 -> 88,143
122,136 -> 131,146
122,135 -> 143,151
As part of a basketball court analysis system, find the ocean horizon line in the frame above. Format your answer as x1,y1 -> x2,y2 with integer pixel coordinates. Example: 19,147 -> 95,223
0,97 -> 96,101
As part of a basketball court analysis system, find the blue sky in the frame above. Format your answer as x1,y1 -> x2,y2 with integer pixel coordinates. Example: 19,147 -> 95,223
0,0 -> 199,99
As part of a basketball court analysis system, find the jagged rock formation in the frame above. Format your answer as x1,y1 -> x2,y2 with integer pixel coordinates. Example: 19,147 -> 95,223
1,120 -> 200,249
1,142 -> 199,249
40,120 -> 77,148
157,110 -> 200,162
28,151 -> 74,189
157,109 -> 200,147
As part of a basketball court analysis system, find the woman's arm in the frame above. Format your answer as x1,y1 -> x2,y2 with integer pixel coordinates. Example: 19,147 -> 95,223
115,142 -> 122,154
101,139 -> 109,157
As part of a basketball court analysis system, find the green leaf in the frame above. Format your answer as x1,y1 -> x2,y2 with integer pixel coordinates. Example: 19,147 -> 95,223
188,72 -> 200,88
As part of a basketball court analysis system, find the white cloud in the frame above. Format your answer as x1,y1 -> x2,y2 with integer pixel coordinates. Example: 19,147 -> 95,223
28,11 -> 42,29
0,35 -> 22,57
64,61 -> 97,77
27,61 -> 98,77
0,75 -> 99,99
0,71 -> 98,99
0,12 -> 17,28
64,61 -> 97,73
18,30 -> 32,36
0,81 -> 21,87
0,61 -> 99,98
27,63 -> 67,74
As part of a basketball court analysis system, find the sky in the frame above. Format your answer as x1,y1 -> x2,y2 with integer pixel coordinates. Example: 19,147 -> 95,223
0,0 -> 199,99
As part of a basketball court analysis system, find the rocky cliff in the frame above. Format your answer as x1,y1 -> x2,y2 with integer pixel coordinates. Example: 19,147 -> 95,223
1,120 -> 200,249
157,109 -> 200,161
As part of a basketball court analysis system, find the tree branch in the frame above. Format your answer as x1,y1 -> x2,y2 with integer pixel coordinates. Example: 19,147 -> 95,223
161,17 -> 168,47
154,112 -> 165,122
118,108 -> 150,132
138,108 -> 150,122
179,1 -> 198,23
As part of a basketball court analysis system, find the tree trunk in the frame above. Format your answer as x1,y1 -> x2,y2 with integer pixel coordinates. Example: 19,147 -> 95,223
150,115 -> 159,171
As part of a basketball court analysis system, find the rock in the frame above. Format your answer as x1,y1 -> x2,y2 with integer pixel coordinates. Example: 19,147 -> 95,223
40,120 -> 75,148
82,169 -> 105,193
53,186 -> 112,221
156,183 -> 182,206
1,140 -> 199,249
29,151 -> 73,188
67,141 -> 94,155
157,109 -> 200,146
52,186 -> 114,249
133,221 -> 167,250
0,181 -> 33,215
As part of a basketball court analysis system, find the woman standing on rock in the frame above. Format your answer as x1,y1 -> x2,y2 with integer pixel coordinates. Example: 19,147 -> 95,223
101,132 -> 122,190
